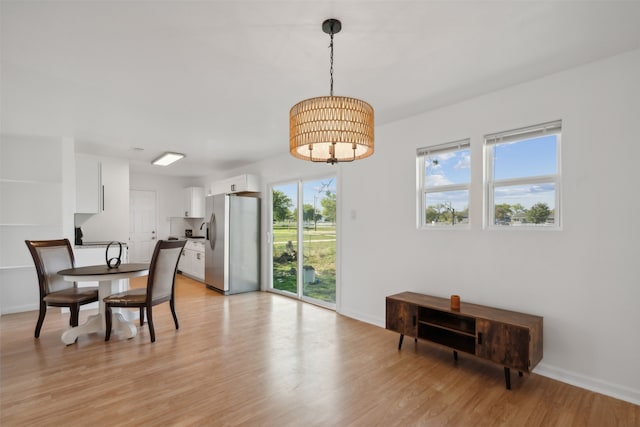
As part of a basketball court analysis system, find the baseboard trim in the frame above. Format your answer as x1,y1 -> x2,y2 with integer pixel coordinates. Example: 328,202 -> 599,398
337,307 -> 385,329
1,303 -> 39,315
530,363 -> 639,405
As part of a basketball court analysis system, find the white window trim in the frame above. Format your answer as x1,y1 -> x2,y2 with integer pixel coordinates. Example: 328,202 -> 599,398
417,139 -> 471,229
484,120 -> 562,230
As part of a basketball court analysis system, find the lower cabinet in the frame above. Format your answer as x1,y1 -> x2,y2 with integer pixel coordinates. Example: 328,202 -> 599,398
386,292 -> 543,390
178,243 -> 204,282
192,250 -> 204,279
385,299 -> 417,343
476,319 -> 532,372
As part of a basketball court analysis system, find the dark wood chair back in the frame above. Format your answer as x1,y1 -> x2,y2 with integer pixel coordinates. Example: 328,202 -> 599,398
25,239 -> 77,297
25,238 -> 99,338
104,239 -> 186,343
146,240 -> 186,304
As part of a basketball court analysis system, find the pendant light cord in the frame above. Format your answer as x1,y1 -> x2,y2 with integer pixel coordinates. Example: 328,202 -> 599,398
329,30 -> 334,96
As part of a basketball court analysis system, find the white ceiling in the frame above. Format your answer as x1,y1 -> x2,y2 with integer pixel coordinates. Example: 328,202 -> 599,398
2,1 -> 640,177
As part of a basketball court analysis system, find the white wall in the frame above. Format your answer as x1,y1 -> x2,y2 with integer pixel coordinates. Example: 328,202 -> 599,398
339,49 -> 640,403
219,50 -> 640,404
129,172 -> 200,240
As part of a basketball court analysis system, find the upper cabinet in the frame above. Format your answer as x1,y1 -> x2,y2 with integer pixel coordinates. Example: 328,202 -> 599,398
184,187 -> 205,218
211,174 -> 260,195
76,155 -> 102,214
74,155 -> 130,243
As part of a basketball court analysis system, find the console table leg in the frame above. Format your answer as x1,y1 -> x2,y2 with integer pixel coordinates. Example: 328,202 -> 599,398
453,351 -> 458,361
504,367 -> 511,390
398,334 -> 404,350
518,371 -> 523,377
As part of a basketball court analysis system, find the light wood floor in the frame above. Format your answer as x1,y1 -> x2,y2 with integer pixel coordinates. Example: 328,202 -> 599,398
1,275 -> 638,426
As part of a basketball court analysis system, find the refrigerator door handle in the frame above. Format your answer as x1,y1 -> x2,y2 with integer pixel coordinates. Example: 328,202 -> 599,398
211,213 -> 217,251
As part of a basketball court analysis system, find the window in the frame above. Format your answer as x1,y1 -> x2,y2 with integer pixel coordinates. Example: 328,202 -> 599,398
417,139 -> 471,228
485,120 -> 561,228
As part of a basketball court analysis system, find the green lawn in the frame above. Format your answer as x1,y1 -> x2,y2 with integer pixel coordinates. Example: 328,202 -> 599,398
272,222 -> 336,304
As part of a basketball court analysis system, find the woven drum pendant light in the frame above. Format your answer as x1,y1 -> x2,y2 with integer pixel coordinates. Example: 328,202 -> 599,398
290,19 -> 374,164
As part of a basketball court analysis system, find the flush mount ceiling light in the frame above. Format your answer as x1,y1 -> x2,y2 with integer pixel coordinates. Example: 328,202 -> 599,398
151,152 -> 185,166
289,19 -> 374,164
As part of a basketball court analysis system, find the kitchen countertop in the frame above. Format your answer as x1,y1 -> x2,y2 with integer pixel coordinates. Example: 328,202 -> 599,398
76,242 -> 128,249
184,239 -> 205,252
168,236 -> 205,240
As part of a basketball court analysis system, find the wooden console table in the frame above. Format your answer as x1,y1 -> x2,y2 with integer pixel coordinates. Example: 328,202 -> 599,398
386,292 -> 543,389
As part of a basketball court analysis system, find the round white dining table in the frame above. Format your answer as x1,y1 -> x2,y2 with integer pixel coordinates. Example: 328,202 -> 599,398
57,263 -> 149,345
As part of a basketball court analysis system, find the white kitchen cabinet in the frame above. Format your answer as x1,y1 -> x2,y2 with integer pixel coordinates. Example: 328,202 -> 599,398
211,174 -> 259,195
75,156 -> 130,243
183,187 -> 204,218
76,155 -> 102,214
178,240 -> 204,281
178,247 -> 189,271
192,249 -> 204,279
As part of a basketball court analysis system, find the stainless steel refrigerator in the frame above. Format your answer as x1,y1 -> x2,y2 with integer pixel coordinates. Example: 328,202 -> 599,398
204,194 -> 260,294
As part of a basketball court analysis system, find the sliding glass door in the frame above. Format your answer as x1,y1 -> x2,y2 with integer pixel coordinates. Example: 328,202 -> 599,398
271,182 -> 298,295
270,177 -> 336,308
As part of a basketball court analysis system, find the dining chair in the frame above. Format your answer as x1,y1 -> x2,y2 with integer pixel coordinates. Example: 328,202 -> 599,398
25,239 -> 99,338
104,239 -> 186,343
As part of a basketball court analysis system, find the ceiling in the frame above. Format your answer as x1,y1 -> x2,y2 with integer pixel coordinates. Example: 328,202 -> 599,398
2,1 -> 640,178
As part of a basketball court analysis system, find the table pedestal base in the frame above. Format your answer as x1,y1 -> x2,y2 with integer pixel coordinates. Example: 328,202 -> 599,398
60,277 -> 140,345
61,312 -> 137,345
57,265 -> 149,345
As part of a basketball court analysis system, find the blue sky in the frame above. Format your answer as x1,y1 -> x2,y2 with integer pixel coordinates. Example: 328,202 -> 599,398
425,149 -> 471,187
425,135 -> 558,210
492,135 -> 557,208
493,135 -> 557,180
425,148 -> 470,211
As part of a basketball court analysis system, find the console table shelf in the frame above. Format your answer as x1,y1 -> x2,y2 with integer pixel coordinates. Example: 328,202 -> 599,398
386,291 -> 543,390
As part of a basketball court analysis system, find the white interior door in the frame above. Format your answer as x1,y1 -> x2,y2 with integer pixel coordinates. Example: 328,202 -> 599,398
129,190 -> 157,263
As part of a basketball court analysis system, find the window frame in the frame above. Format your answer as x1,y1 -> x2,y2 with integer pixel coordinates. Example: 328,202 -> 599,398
484,120 -> 562,230
416,139 -> 471,229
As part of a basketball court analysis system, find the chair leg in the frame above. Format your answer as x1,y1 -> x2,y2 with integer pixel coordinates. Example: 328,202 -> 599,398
105,305 -> 113,341
170,298 -> 179,330
146,306 -> 156,343
70,303 -> 80,327
35,301 -> 47,338
140,307 -> 145,326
